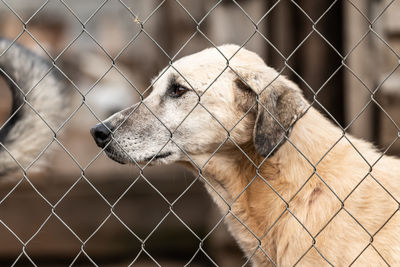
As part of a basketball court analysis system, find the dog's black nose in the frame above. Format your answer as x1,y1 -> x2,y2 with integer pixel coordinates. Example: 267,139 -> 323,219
90,122 -> 113,148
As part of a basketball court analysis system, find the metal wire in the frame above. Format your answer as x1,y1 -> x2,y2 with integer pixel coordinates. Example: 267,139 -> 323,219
0,0 -> 399,266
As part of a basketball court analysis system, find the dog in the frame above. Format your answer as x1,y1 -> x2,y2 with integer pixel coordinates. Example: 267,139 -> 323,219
91,45 -> 400,266
0,38 -> 68,176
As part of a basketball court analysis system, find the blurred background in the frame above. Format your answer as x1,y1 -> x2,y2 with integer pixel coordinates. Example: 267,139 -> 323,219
0,0 -> 399,266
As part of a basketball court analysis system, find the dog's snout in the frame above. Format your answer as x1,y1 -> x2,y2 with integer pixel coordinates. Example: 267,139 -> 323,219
90,122 -> 114,148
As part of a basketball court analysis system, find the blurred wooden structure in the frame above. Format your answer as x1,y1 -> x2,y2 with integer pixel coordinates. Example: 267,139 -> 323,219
344,0 -> 400,154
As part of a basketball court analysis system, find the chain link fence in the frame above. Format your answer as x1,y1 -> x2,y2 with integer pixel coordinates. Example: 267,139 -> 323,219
0,0 -> 400,266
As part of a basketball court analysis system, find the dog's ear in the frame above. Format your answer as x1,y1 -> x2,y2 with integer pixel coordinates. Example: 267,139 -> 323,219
233,66 -> 308,157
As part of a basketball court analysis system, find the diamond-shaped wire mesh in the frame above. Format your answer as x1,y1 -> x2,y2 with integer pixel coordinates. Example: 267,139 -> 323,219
0,0 -> 399,266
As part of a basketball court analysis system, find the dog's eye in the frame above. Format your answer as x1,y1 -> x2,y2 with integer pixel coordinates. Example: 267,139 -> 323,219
169,84 -> 188,98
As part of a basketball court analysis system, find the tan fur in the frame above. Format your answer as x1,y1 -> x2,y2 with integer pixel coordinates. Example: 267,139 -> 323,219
93,45 -> 400,266
193,108 -> 400,266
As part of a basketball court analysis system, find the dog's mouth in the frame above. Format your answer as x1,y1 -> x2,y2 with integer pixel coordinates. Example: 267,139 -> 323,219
103,143 -> 174,165
144,152 -> 172,162
104,150 -> 128,164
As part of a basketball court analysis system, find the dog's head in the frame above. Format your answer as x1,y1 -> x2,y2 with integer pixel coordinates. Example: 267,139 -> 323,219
90,45 -> 308,165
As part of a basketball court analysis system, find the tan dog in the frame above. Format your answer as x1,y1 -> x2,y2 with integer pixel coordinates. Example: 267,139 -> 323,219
91,45 -> 400,266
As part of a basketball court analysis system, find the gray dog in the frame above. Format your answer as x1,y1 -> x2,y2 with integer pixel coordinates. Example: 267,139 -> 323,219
0,38 -> 68,176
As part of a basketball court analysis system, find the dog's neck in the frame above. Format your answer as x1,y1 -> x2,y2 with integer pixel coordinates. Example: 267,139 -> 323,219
188,108 -> 343,264
195,108 -> 341,203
